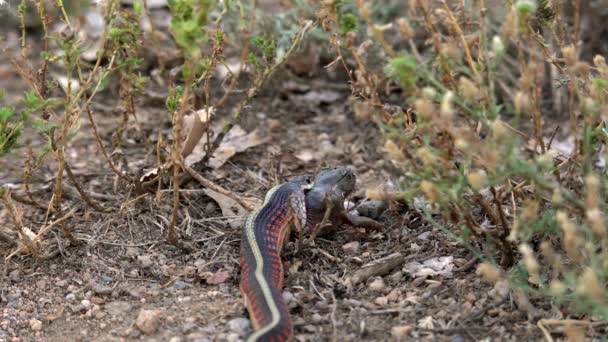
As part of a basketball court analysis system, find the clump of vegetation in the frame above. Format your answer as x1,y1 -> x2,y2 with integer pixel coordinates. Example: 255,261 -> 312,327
0,0 -> 313,253
319,0 -> 608,323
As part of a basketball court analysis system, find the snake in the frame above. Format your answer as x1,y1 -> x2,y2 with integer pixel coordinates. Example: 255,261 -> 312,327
239,167 -> 382,341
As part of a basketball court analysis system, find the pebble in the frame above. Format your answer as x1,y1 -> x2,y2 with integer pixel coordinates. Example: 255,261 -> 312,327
9,270 -> 20,282
282,291 -> 294,305
342,241 -> 360,254
29,319 -> 42,332
137,255 -> 153,269
391,325 -> 412,338
311,313 -> 323,323
35,280 -> 46,289
368,277 -> 385,292
412,277 -> 426,287
174,280 -> 190,290
227,317 -> 250,335
374,296 -> 388,306
135,309 -> 162,335
56,280 -> 67,287
416,231 -> 432,240
450,334 -> 465,342
226,333 -> 240,342
93,284 -> 113,296
65,293 -> 76,302
91,296 -> 105,305
81,299 -> 91,308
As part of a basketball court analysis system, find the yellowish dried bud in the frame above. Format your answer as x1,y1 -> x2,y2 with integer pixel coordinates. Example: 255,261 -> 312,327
397,17 -> 414,40
454,138 -> 469,151
556,211 -> 581,261
492,119 -> 509,139
420,180 -> 439,203
440,42 -> 460,60
586,208 -> 607,238
414,98 -> 435,121
521,199 -> 539,222
540,240 -> 561,272
514,91 -> 532,113
440,91 -> 454,122
508,218 -> 520,242
467,170 -> 487,190
552,188 -> 563,206
459,76 -> 479,102
476,262 -> 501,284
549,280 -> 566,296
585,174 -> 600,209
576,267 -> 604,301
422,87 -> 437,100
594,55 -> 608,78
385,140 -> 405,162
417,147 -> 435,167
562,45 -> 577,66
518,243 -> 540,284
492,35 -> 505,59
582,97 -> 599,116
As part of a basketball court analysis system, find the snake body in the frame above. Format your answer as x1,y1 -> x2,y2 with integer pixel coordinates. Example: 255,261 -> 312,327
240,168 -> 359,342
239,175 -> 311,342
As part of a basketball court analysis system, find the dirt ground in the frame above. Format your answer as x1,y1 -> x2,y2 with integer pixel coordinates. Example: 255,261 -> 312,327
0,8 -> 596,342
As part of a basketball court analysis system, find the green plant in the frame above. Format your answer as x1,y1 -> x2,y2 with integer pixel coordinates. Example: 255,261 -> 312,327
320,0 -> 608,322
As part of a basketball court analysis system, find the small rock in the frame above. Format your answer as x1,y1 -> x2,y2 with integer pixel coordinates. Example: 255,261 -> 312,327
374,296 -> 388,306
226,333 -> 240,342
311,313 -> 323,323
9,270 -> 20,282
56,279 -> 67,287
35,279 -> 46,289
173,280 -> 190,290
169,337 -> 183,342
137,255 -> 153,269
100,275 -> 113,283
450,334 -> 465,342
411,277 -> 426,287
268,119 -> 282,130
342,241 -> 360,254
81,299 -> 91,308
368,277 -> 385,292
386,290 -> 399,302
282,291 -> 294,305
70,304 -> 87,314
416,231 -> 432,240
29,319 -> 42,332
391,325 -> 412,338
135,309 -> 162,335
65,293 -> 76,302
91,296 -> 105,305
126,247 -> 140,257
227,317 -> 250,335
93,284 -> 113,296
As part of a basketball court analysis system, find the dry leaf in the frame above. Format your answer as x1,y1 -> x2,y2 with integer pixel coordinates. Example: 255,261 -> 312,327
185,125 -> 267,169
403,256 -> 454,278
418,316 -> 435,329
203,189 -> 249,229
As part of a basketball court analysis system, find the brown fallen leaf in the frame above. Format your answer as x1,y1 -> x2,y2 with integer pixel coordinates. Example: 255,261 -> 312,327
203,189 -> 251,229
207,270 -> 231,285
185,124 -> 267,169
